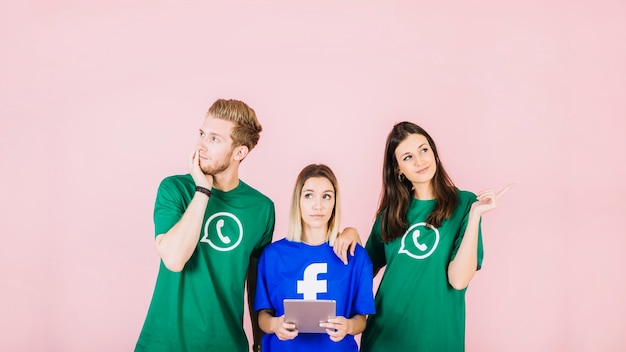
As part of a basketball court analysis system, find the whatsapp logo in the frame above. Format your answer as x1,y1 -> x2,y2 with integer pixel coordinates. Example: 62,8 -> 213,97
398,222 -> 440,259
200,212 -> 243,252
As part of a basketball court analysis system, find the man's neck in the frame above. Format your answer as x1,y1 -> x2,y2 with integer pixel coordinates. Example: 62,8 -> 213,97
212,167 -> 240,192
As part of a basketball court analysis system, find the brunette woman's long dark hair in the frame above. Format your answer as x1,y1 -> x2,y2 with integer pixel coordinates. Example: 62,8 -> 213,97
377,122 -> 458,242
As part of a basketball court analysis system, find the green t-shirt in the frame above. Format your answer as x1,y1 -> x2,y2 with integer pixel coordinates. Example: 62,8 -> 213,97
136,174 -> 275,352
360,190 -> 483,352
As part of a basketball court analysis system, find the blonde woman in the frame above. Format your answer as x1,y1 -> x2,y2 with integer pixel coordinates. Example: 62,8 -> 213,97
254,164 -> 375,352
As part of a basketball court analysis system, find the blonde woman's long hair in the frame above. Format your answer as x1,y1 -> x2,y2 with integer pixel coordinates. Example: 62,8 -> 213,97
286,164 -> 342,246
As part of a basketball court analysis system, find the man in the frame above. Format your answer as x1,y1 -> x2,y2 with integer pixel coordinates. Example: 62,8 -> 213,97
135,99 -> 275,351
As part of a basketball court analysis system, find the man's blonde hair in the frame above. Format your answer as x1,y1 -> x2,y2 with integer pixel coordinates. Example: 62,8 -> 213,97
207,99 -> 262,151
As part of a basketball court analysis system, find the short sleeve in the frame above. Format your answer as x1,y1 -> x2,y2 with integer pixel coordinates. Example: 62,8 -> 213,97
450,191 -> 484,270
365,217 -> 387,273
351,246 -> 376,316
252,203 -> 275,259
153,177 -> 189,237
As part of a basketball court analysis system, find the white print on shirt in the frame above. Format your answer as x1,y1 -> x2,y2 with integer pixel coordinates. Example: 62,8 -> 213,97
297,263 -> 328,299
398,222 -> 440,259
200,212 -> 243,251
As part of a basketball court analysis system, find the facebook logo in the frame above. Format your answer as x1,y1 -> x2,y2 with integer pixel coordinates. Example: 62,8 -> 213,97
297,263 -> 327,299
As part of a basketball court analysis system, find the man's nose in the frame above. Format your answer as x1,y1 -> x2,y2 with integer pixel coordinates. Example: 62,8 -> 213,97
197,137 -> 207,149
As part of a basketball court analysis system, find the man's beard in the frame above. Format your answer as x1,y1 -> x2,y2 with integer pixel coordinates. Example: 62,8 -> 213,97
200,158 -> 230,176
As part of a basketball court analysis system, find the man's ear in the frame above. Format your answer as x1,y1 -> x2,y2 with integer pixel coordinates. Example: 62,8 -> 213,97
233,145 -> 249,161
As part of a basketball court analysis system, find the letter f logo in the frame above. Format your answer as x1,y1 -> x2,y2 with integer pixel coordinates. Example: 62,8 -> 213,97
297,263 -> 327,299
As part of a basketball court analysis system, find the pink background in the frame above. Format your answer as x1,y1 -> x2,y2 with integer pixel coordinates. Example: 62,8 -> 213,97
1,1 -> 625,351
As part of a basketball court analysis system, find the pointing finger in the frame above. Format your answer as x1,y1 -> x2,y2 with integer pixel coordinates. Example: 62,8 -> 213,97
496,183 -> 515,199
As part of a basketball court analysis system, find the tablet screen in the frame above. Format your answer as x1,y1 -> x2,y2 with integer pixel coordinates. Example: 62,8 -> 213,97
283,299 -> 336,333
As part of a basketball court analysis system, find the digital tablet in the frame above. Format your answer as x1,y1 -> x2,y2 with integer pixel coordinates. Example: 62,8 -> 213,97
283,299 -> 336,333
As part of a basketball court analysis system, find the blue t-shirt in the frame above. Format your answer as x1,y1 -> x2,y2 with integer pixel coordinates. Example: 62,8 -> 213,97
255,239 -> 375,352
